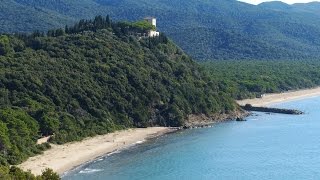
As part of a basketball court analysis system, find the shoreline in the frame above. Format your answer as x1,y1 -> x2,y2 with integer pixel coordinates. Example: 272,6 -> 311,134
18,110 -> 246,176
19,87 -> 320,176
237,87 -> 320,107
18,127 -> 176,176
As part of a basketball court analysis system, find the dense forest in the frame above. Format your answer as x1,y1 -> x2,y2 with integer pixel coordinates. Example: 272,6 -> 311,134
0,16 -> 236,177
2,0 -> 320,60
2,1 -> 320,177
202,60 -> 320,100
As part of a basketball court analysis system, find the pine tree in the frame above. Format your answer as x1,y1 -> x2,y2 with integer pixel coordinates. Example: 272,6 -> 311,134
106,15 -> 111,27
55,28 -> 65,37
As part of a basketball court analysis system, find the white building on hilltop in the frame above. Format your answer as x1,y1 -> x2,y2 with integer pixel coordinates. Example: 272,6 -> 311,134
144,17 -> 160,37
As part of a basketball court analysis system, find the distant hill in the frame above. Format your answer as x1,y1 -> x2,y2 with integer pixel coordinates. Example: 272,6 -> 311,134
260,1 -> 320,15
293,2 -> 320,14
258,1 -> 293,10
2,0 -> 320,60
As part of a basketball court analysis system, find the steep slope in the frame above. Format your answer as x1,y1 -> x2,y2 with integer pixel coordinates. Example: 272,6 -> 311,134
2,0 -> 320,60
0,17 -> 236,167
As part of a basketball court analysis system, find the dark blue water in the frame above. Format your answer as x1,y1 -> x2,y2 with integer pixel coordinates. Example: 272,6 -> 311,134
63,96 -> 320,180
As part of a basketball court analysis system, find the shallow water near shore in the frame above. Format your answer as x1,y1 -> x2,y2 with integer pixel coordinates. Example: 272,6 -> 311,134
63,96 -> 320,180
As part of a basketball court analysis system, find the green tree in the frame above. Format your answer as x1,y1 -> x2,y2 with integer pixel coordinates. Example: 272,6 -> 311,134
0,35 -> 11,56
0,121 -> 11,154
40,168 -> 60,180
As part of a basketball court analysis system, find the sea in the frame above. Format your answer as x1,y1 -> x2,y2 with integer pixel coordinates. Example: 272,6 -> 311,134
63,96 -> 320,180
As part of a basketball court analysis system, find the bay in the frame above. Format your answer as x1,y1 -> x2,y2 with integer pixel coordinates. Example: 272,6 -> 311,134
63,96 -> 320,180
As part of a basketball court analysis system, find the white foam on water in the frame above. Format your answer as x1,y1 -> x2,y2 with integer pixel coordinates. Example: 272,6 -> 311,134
107,149 -> 121,156
79,168 -> 103,174
135,140 -> 145,144
93,158 -> 104,163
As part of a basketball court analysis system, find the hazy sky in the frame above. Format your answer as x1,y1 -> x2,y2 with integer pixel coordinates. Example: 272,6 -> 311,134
238,0 -> 319,5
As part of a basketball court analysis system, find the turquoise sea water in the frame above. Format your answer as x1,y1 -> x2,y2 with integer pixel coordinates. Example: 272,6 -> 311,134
63,96 -> 320,180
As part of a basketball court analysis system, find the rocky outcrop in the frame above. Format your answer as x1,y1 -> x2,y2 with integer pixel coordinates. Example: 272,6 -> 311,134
183,110 -> 250,129
241,104 -> 304,115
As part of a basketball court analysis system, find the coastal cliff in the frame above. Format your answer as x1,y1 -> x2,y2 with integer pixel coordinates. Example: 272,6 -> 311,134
0,16 -> 238,177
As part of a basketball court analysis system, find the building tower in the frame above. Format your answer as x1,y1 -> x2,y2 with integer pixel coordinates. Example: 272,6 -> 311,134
144,17 -> 160,37
144,17 -> 157,27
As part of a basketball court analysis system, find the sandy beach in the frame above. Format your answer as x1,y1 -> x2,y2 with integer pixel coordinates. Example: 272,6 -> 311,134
18,127 -> 175,176
237,87 -> 320,107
